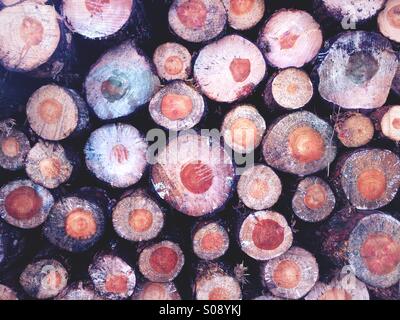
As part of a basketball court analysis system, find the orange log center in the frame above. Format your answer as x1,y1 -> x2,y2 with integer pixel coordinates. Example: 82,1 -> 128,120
304,184 -> 327,210
164,56 -> 184,75
85,0 -> 110,15
180,161 -> 214,194
392,118 -> 400,130
1,137 -> 20,158
111,144 -> 129,164
248,178 -> 269,200
208,287 -> 230,300
288,126 -> 325,163
4,186 -> 42,220
279,31 -> 299,50
252,218 -> 284,250
105,274 -> 129,294
149,247 -> 179,274
200,231 -> 224,253
65,209 -> 97,240
161,94 -> 193,120
388,5 -> 400,28
177,0 -> 207,29
361,233 -> 400,276
273,260 -> 301,289
230,0 -> 255,15
41,270 -> 63,291
20,17 -> 44,46
230,58 -> 251,83
230,118 -> 257,149
39,157 -> 61,180
357,168 -> 386,201
129,209 -> 153,233
142,283 -> 167,299
38,99 -> 63,125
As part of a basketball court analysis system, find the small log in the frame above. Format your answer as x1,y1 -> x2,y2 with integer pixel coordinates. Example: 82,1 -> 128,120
257,9 -> 323,69
84,40 -> 160,120
138,240 -> 185,282
0,120 -> 30,171
194,34 -> 266,103
112,189 -> 165,242
168,0 -> 227,43
84,123 -> 148,188
237,164 -> 282,210
238,210 -> 293,261
43,193 -> 106,252
222,0 -> 265,31
153,42 -> 192,81
263,68 -> 313,111
334,148 -> 400,210
132,281 -> 181,300
151,133 -> 235,217
334,112 -> 374,148
19,259 -> 69,299
261,246 -> 319,299
149,80 -> 205,131
370,105 -> 400,142
25,141 -> 77,189
292,176 -> 335,223
192,220 -> 229,261
378,0 -> 400,43
317,31 -> 398,110
88,253 -> 136,300
348,213 -> 400,288
194,262 -> 242,300
26,84 -> 89,141
0,179 -> 54,229
262,111 -> 337,176
220,104 -> 266,154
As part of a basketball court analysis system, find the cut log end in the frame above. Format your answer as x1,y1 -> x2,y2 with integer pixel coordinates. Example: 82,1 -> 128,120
89,254 -> 136,300
139,241 -> 184,283
221,104 -> 266,153
132,282 -> 181,300
321,0 -> 385,22
0,125 -> 30,171
0,180 -> 53,229
43,196 -> 105,252
222,0 -> 265,31
348,213 -> 400,288
335,112 -> 374,147
261,246 -> 319,299
112,190 -> 164,242
378,105 -> 400,142
237,164 -> 282,210
239,210 -> 293,261
151,133 -> 234,217
19,259 -> 68,299
149,81 -> 205,131
168,0 -> 227,43
292,177 -> 335,222
193,222 -> 229,260
153,43 -> 191,81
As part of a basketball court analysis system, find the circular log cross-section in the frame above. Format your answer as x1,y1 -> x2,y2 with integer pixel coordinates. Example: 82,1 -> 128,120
153,42 -> 191,81
237,164 -> 282,210
19,259 -> 68,300
258,9 -> 322,69
374,105 -> 400,142
149,81 -> 205,131
264,68 -> 314,110
378,0 -> 400,43
85,123 -> 148,188
222,0 -> 265,31
85,40 -> 160,120
0,125 -> 30,171
138,241 -> 184,283
192,222 -> 229,260
0,2 -> 61,72
292,176 -> 335,222
62,0 -> 133,39
262,111 -> 337,176
337,149 -> 400,210
132,282 -> 181,300
168,0 -> 227,43
89,254 -> 136,300
43,196 -> 105,252
194,34 -> 266,103
221,104 -> 266,154
25,141 -> 74,189
317,31 -> 398,110
239,210 -> 293,261
112,190 -> 164,242
27,85 -> 89,141
261,246 -> 319,299
151,133 -> 235,217
334,112 -> 374,148
0,179 -> 54,229
348,213 -> 400,288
